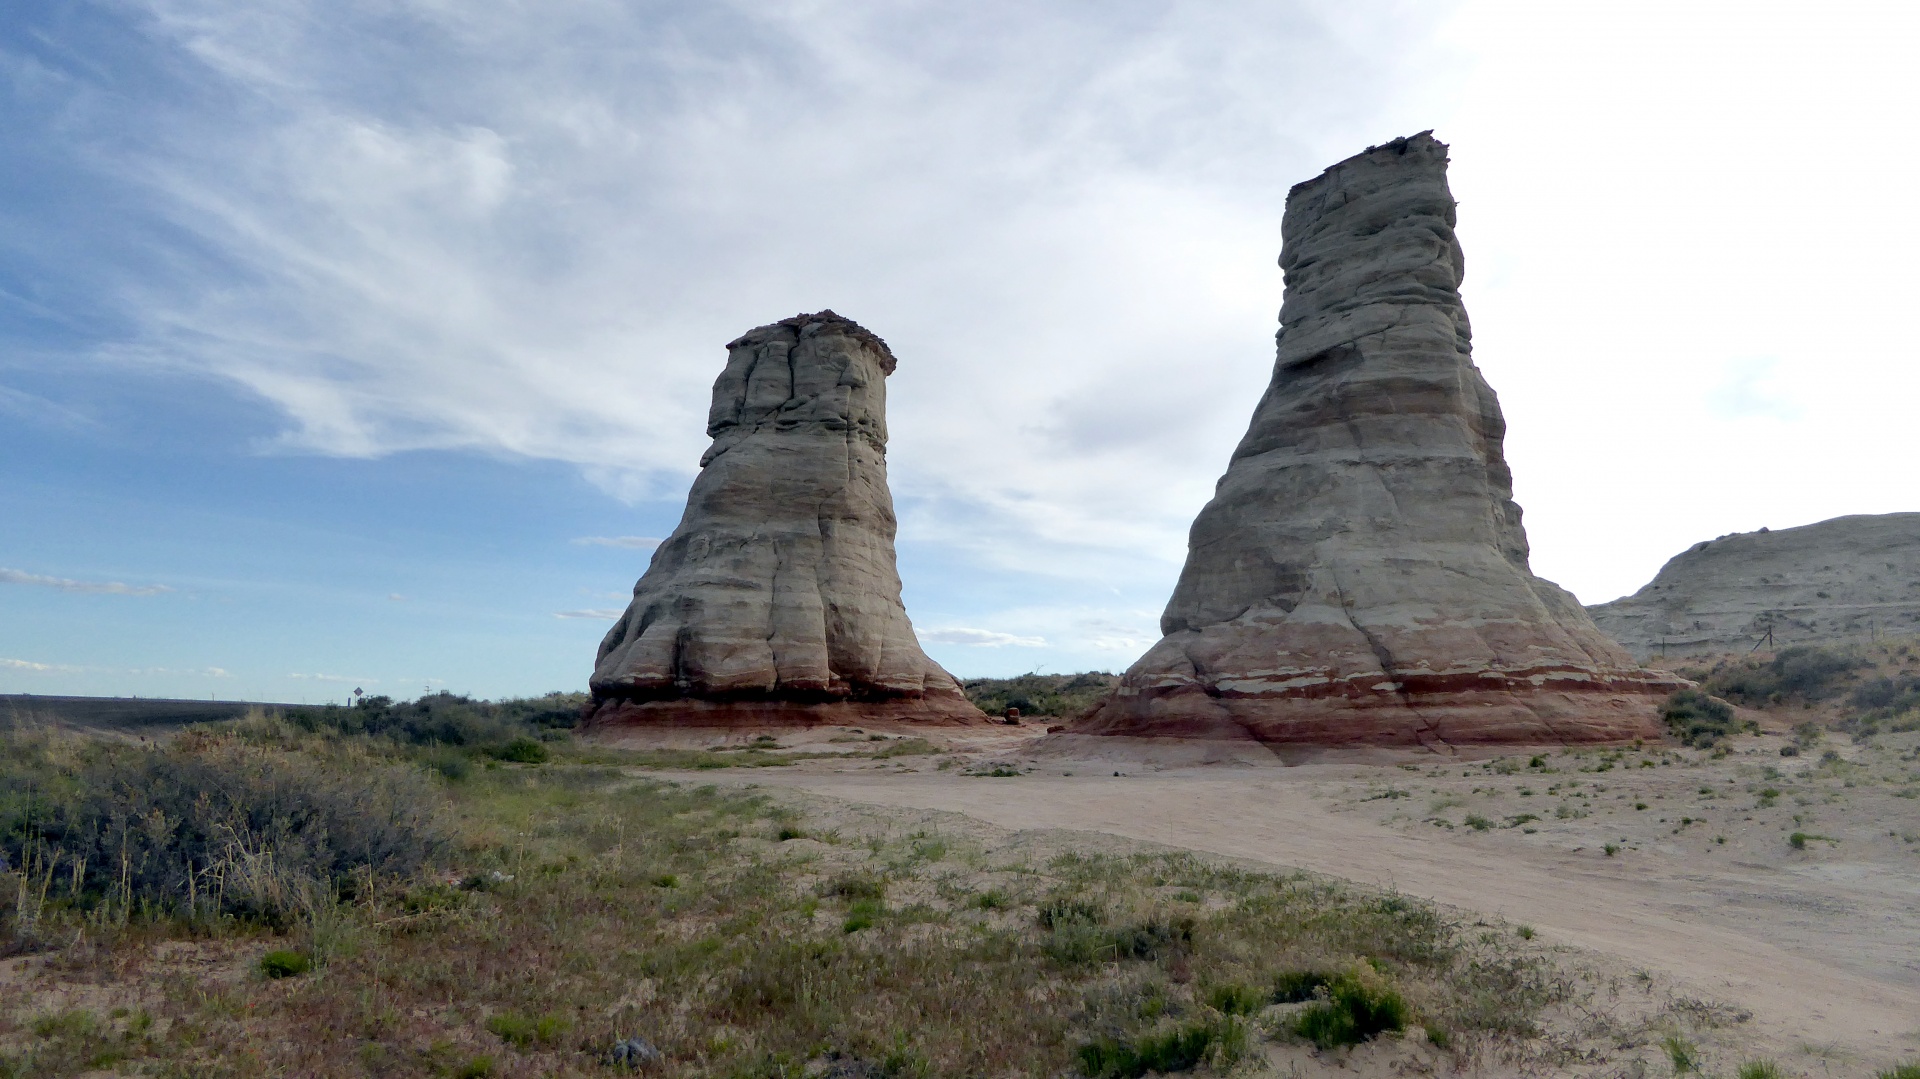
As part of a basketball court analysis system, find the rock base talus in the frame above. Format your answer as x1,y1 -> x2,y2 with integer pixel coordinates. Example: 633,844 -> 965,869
589,311 -> 983,727
1070,134 -> 1680,747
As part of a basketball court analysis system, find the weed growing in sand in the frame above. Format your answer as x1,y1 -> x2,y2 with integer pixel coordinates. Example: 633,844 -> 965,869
1736,1060 -> 1784,1079
1878,1064 -> 1920,1079
1664,1034 -> 1700,1073
1788,832 -> 1838,849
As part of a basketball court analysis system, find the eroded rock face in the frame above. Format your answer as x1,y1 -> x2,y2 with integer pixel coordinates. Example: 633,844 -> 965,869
1071,133 -> 1679,747
589,311 -> 982,726
1589,514 -> 1920,659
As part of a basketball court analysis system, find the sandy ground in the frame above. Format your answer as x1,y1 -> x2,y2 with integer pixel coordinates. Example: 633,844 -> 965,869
619,723 -> 1920,1066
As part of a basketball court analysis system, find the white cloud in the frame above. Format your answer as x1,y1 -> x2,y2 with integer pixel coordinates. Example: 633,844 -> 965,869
289,672 -> 374,683
572,536 -> 661,550
22,0 -> 1920,660
388,593 -> 406,601
0,567 -> 172,596
919,627 -> 1049,648
1,657 -> 67,672
554,608 -> 624,620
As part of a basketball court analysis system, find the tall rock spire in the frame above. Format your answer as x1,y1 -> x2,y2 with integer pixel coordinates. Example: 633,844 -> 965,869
589,311 -> 982,727
1071,133 -> 1679,747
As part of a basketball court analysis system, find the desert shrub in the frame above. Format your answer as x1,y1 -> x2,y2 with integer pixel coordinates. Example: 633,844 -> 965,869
1737,1061 -> 1783,1079
1272,970 -> 1330,1003
1660,689 -> 1748,748
1291,964 -> 1409,1049
1704,646 -> 1863,706
488,737 -> 550,764
279,691 -> 584,757
1077,1017 -> 1246,1078
1204,983 -> 1266,1015
962,673 -> 1117,719
0,728 -> 441,932
1878,1064 -> 1920,1079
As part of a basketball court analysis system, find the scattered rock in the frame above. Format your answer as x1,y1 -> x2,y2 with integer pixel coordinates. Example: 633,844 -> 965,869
1588,513 -> 1920,659
610,1037 -> 662,1068
1064,133 -> 1679,748
589,312 -> 982,728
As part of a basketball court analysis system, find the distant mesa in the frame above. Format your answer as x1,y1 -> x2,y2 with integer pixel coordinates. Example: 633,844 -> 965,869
587,311 -> 983,727
1588,513 -> 1920,660
1061,132 -> 1680,749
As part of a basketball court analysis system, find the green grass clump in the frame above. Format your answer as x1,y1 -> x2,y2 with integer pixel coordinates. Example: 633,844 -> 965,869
1077,1018 -> 1246,1078
1664,1035 -> 1699,1073
1788,832 -> 1837,850
842,898 -> 882,933
483,1011 -> 571,1047
259,949 -> 313,978
1878,1064 -> 1920,1079
1737,1060 -> 1783,1079
1203,983 -> 1266,1016
1291,965 -> 1408,1049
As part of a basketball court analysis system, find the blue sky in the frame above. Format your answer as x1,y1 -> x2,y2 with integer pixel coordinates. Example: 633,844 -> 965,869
4,1 -> 1918,702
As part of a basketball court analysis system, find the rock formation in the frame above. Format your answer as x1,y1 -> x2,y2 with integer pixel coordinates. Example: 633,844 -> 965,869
588,311 -> 983,727
1068,133 -> 1680,748
1589,514 -> 1920,659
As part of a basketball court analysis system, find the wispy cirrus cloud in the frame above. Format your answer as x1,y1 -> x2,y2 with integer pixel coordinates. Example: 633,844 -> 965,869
919,627 -> 1048,648
553,609 -> 623,621
0,568 -> 171,596
2,657 -> 77,672
572,536 -> 661,550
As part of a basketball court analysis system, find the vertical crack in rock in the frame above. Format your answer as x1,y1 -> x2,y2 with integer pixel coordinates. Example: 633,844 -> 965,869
588,311 -> 982,728
1064,132 -> 1682,748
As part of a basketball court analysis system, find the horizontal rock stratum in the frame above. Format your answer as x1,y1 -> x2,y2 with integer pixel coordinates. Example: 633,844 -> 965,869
1066,133 -> 1680,748
588,311 -> 983,727
1588,513 -> 1920,659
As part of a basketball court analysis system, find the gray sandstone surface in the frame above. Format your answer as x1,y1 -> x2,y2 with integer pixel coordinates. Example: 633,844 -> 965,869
1588,513 -> 1920,659
1070,132 -> 1678,747
589,311 -> 981,726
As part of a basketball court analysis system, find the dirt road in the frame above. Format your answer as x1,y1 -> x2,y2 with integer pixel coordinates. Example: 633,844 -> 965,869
715,765 -> 1920,1061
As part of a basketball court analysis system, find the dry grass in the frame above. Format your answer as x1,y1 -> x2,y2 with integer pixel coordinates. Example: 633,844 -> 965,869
1,724 -> 1591,1078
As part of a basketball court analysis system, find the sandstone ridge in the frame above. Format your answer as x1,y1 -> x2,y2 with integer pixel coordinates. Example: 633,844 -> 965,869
1588,513 -> 1920,659
588,311 -> 983,727
1065,133 -> 1680,749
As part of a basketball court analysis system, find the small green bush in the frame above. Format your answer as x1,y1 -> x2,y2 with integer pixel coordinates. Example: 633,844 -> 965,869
452,1055 -> 495,1078
1272,970 -> 1330,1003
1736,1060 -> 1783,1079
1877,1064 -> 1920,1079
1038,897 -> 1103,930
1661,689 -> 1744,748
825,876 -> 886,901
490,737 -> 550,764
259,949 -> 312,978
1291,966 -> 1408,1049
